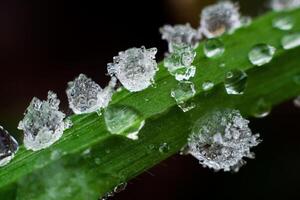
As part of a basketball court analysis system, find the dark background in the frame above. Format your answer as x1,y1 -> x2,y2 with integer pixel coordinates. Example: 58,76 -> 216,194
0,0 -> 299,199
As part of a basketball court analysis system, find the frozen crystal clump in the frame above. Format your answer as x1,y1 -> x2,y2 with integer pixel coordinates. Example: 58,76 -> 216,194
160,23 -> 202,52
270,0 -> 300,11
107,46 -> 158,92
66,74 -> 116,114
187,109 -> 261,172
0,126 -> 18,167
200,1 -> 242,38
18,91 -> 72,151
164,44 -> 196,81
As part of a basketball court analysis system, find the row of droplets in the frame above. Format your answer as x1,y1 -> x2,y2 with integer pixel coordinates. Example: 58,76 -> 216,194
0,1 -> 299,175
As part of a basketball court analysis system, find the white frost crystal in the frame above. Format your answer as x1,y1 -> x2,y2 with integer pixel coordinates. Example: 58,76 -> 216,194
66,74 -> 116,114
18,91 -> 72,151
160,23 -> 201,52
188,109 -> 261,172
0,126 -> 18,167
200,1 -> 242,38
270,0 -> 300,11
107,46 -> 158,92
164,44 -> 196,81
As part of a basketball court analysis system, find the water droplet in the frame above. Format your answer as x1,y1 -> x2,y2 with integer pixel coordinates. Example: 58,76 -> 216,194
50,150 -> 63,160
107,46 -> 158,92
252,98 -> 272,118
94,158 -> 101,165
0,126 -> 18,167
219,63 -> 226,68
171,81 -> 196,112
114,182 -> 127,193
18,91 -> 72,151
187,109 -> 261,172
104,105 -> 145,140
270,0 -> 300,11
164,44 -> 196,81
240,16 -> 252,27
200,1 -> 242,38
281,32 -> 300,50
66,74 -> 116,114
160,23 -> 201,52
248,44 -> 276,66
159,143 -> 170,153
204,38 -> 225,58
224,69 -> 248,95
273,16 -> 294,31
293,96 -> 300,108
202,81 -> 214,91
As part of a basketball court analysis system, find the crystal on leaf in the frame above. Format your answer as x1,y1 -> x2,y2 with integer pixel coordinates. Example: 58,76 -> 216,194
66,74 -> 116,114
18,91 -> 72,151
107,46 -> 158,92
160,23 -> 201,52
0,126 -> 18,167
188,109 -> 261,172
200,1 -> 242,38
270,0 -> 300,11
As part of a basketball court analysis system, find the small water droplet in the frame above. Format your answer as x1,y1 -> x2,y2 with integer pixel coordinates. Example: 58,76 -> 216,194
171,81 -> 196,112
0,126 -> 19,167
159,143 -> 170,153
204,38 -> 225,58
50,150 -> 62,160
202,81 -> 214,91
94,157 -> 101,165
248,44 -> 276,66
114,182 -> 127,193
273,16 -> 294,31
294,96 -> 300,108
219,63 -> 226,68
104,105 -> 145,140
224,69 -> 248,95
252,98 -> 271,118
281,32 -> 300,50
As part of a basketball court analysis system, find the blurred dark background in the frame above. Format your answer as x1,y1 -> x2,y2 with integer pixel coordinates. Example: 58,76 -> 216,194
0,0 -> 299,199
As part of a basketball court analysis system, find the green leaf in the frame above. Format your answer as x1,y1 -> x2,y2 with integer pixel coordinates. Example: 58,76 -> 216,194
1,9 -> 300,200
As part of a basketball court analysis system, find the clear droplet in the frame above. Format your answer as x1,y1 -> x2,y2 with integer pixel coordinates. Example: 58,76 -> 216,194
293,96 -> 300,108
270,0 -> 300,11
187,109 -> 261,172
273,16 -> 294,31
66,74 -> 116,114
164,44 -> 196,81
204,38 -> 225,58
202,81 -> 214,91
18,91 -> 72,151
171,81 -> 196,112
252,98 -> 272,118
240,16 -> 252,27
200,1 -> 242,38
94,158 -> 101,165
159,23 -> 201,52
104,105 -> 145,140
159,143 -> 170,154
281,32 -> 300,50
107,46 -> 158,92
248,44 -> 276,66
0,126 -> 18,167
224,69 -> 248,95
114,182 -> 127,193
219,63 -> 226,68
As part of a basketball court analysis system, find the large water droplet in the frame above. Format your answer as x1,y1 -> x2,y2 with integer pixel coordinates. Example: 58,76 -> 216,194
187,109 -> 261,172
204,38 -> 225,58
248,44 -> 276,66
273,16 -> 294,31
104,105 -> 145,140
224,69 -> 248,95
281,32 -> 300,50
171,81 -> 196,112
0,126 -> 18,167
252,98 -> 272,118
202,81 -> 215,91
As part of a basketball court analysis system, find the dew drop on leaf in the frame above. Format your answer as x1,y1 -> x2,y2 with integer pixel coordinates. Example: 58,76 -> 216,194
204,38 -> 225,58
159,143 -> 170,154
171,81 -> 196,112
248,44 -> 276,66
0,126 -> 18,167
252,98 -> 272,118
273,16 -> 294,31
224,69 -> 248,95
202,81 -> 214,91
293,96 -> 300,108
281,32 -> 300,50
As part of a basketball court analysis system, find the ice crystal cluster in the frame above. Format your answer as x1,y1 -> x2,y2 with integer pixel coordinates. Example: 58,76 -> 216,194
0,126 -> 18,167
18,91 -> 72,151
164,44 -> 196,81
270,0 -> 300,11
200,1 -> 242,38
160,23 -> 201,52
66,74 -> 116,114
107,46 -> 158,92
188,109 -> 261,172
